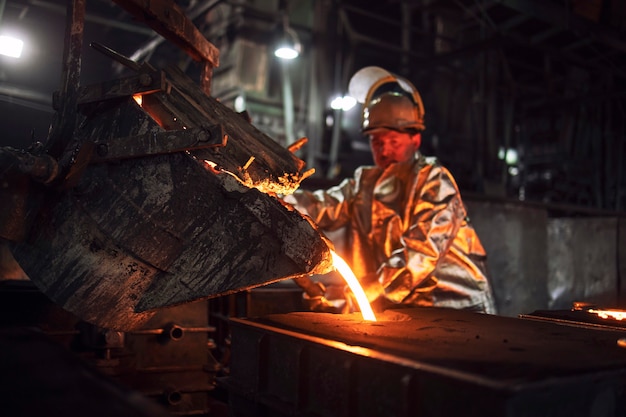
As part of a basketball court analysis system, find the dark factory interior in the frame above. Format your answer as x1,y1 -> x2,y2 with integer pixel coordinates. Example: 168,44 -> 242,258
2,0 -> 626,416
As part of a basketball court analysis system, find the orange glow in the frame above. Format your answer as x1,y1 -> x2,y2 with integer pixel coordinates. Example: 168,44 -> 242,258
200,157 -> 304,196
133,94 -> 143,106
331,250 -> 377,322
588,309 -> 626,321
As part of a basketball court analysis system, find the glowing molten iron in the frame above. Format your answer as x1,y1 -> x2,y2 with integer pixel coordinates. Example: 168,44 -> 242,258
133,94 -> 142,106
588,309 -> 626,321
331,250 -> 377,322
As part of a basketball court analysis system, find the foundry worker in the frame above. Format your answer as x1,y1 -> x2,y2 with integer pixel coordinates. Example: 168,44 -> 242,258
284,66 -> 496,315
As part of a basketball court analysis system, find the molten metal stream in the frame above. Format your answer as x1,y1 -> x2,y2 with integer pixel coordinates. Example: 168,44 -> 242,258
588,309 -> 626,321
331,251 -> 377,322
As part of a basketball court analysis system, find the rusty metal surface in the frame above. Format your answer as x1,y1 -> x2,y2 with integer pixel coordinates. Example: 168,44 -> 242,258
227,307 -> 626,417
11,152 -> 331,330
45,0 -> 85,159
144,65 -> 311,194
11,89 -> 332,331
4,0 -> 327,332
77,70 -> 166,105
90,124 -> 225,162
113,0 -> 219,68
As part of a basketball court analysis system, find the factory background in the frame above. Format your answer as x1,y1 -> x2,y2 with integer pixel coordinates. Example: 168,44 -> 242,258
1,1 -> 626,416
2,0 -> 624,315
2,0 -> 626,207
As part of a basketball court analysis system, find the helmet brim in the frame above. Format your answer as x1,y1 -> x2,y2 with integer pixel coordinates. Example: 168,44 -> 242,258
362,126 -> 392,135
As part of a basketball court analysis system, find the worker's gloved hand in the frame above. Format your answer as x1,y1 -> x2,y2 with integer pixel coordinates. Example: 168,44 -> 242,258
302,282 -> 348,313
302,292 -> 346,314
294,276 -> 348,313
343,273 -> 392,314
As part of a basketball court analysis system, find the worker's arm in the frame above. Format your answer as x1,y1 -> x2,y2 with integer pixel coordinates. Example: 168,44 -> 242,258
283,174 -> 359,314
282,176 -> 357,231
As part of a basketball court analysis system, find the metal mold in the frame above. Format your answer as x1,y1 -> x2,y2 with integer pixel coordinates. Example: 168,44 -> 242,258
227,307 -> 626,417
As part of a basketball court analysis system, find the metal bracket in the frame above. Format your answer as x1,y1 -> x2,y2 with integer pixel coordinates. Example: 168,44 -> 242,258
77,70 -> 166,105
90,124 -> 226,163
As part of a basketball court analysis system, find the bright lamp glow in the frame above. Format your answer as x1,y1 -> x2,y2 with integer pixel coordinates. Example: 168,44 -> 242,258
274,17 -> 301,60
498,146 -> 518,165
330,95 -> 357,111
274,46 -> 299,60
0,36 -> 23,58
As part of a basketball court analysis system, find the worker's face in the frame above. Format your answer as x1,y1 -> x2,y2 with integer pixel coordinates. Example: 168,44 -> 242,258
368,129 -> 421,169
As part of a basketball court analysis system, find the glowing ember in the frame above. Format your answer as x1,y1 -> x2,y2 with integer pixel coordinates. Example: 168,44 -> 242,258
588,309 -> 626,321
199,157 -> 312,196
133,94 -> 143,106
331,250 -> 377,322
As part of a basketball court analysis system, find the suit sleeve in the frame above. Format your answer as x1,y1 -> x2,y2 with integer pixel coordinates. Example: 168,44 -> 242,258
282,176 -> 357,231
378,165 -> 466,303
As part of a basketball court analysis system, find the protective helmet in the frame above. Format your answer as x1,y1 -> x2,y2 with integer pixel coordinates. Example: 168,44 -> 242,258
363,92 -> 425,133
348,66 -> 425,133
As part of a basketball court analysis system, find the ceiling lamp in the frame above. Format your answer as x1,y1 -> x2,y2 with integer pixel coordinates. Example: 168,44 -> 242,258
274,14 -> 301,60
0,35 -> 23,58
330,95 -> 357,111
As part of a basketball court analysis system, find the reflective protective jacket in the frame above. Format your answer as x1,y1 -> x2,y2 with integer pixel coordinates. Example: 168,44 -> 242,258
284,154 -> 496,314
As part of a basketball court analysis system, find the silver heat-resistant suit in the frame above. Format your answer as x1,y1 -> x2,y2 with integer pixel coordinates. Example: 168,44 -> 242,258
285,154 -> 496,314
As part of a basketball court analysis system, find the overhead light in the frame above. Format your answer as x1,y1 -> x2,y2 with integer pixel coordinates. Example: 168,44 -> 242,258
274,14 -> 301,60
0,35 -> 23,58
508,166 -> 519,176
330,95 -> 357,111
234,95 -> 246,112
274,43 -> 300,60
498,146 -> 518,165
